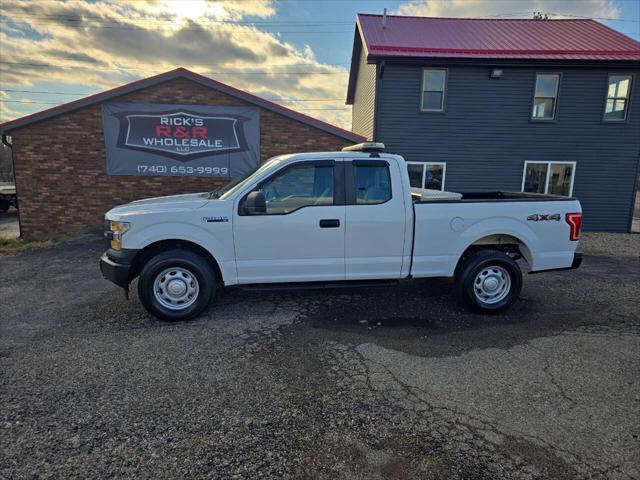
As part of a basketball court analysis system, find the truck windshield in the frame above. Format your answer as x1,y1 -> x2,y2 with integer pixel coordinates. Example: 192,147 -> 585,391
211,156 -> 287,200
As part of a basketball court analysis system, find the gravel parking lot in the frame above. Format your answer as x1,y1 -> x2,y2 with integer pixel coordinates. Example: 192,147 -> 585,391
1,233 -> 638,479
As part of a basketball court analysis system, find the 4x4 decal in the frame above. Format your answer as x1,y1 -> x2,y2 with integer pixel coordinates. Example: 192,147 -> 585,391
527,213 -> 561,221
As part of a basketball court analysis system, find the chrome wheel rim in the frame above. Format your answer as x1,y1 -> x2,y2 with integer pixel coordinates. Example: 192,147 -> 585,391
473,266 -> 511,305
153,267 -> 199,310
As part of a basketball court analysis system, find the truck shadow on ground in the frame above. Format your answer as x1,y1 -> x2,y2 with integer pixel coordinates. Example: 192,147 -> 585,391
211,253 -> 638,358
74,249 -> 637,360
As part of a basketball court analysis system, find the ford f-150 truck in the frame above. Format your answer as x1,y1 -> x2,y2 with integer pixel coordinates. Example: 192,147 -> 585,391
100,143 -> 582,321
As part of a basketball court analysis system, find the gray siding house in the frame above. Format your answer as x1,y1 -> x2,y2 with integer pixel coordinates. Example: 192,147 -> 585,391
347,14 -> 640,232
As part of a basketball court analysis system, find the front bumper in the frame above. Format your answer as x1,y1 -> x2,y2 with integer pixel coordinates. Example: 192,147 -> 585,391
99,250 -> 136,288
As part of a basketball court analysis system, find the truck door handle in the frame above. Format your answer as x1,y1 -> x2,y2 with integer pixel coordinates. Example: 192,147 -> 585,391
319,219 -> 340,228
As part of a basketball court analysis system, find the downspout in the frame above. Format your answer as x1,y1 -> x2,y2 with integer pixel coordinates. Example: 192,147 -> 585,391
2,133 -> 21,238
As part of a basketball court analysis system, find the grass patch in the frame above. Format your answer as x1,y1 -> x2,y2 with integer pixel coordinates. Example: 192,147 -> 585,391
0,237 -> 56,255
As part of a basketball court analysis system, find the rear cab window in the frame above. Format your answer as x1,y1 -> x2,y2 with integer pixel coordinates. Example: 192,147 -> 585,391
347,160 -> 392,205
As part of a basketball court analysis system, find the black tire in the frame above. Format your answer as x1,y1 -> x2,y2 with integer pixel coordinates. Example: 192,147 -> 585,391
455,250 -> 522,314
137,249 -> 216,321
0,200 -> 9,213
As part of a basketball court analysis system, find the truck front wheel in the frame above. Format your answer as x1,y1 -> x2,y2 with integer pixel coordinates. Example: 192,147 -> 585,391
455,250 -> 522,313
137,249 -> 216,321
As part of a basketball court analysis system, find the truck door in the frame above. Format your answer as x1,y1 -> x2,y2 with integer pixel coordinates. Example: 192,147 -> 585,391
345,159 -> 407,280
233,160 -> 346,283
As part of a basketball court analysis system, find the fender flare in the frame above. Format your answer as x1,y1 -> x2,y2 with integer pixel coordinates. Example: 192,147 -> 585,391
125,222 -> 236,283
453,218 -> 539,271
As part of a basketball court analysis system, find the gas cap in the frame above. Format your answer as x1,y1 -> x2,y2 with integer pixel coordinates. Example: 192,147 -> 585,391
450,217 -> 464,232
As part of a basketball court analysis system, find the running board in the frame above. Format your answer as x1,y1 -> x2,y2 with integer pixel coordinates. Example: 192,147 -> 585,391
239,279 -> 399,292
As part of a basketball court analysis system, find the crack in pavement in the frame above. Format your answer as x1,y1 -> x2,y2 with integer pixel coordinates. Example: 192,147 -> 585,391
317,331 -> 639,480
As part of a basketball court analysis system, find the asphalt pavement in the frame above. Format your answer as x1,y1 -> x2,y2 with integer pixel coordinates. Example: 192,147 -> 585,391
1,233 -> 638,479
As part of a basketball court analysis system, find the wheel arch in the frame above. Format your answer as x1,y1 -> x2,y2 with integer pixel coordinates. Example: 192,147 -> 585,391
455,233 -> 533,275
130,239 -> 224,284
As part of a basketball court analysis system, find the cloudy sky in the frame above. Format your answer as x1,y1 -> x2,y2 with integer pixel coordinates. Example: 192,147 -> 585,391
0,0 -> 638,128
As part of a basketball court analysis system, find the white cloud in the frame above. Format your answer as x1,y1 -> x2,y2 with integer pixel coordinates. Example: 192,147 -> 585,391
0,102 -> 24,123
395,0 -> 620,19
0,0 -> 351,127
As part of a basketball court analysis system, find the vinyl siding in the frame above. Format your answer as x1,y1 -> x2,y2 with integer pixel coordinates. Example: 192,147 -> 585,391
377,64 -> 640,232
351,49 -> 377,140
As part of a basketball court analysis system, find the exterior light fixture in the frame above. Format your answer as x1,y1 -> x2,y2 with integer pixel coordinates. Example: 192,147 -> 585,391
490,69 -> 503,78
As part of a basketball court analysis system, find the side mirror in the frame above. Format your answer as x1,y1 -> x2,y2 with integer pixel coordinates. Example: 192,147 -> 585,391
244,190 -> 267,215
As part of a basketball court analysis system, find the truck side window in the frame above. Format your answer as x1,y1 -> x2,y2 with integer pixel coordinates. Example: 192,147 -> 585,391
259,164 -> 334,214
354,165 -> 391,205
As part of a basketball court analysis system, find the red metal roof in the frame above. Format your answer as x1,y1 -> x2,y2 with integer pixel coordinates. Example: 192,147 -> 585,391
357,14 -> 640,61
0,67 -> 365,142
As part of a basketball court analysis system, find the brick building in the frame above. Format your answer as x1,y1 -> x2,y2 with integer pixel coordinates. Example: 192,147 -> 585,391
0,68 -> 364,240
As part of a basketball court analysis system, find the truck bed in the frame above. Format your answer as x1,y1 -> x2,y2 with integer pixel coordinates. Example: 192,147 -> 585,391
414,190 -> 575,203
410,194 -> 582,277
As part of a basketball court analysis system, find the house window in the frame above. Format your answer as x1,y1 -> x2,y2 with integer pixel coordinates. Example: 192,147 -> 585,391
407,162 -> 446,191
604,74 -> 632,121
421,69 -> 446,112
532,74 -> 560,120
522,161 -> 575,197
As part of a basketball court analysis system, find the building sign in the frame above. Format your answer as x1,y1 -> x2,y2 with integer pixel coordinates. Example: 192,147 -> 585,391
122,112 -> 241,157
102,102 -> 260,178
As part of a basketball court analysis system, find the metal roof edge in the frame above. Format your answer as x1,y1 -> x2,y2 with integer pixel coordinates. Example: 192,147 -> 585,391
367,45 -> 640,57
0,67 -> 365,143
366,53 -> 640,66
345,24 -> 362,105
357,13 -> 599,22
0,68 -> 184,133
346,15 -> 378,105
176,69 -> 364,142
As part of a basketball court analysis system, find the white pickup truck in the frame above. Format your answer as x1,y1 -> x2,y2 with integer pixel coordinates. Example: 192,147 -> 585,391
100,143 -> 582,321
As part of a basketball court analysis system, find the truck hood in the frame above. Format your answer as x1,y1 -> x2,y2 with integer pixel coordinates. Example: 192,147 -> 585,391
107,192 -> 211,218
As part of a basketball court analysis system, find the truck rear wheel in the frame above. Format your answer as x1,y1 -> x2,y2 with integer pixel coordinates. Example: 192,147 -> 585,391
138,249 -> 215,321
455,250 -> 522,313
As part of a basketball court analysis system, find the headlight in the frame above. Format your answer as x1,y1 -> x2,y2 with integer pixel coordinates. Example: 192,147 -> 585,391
109,221 -> 130,250
110,221 -> 130,233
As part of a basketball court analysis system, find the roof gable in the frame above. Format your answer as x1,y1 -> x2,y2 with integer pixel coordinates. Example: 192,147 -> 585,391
346,22 -> 368,105
0,67 -> 364,142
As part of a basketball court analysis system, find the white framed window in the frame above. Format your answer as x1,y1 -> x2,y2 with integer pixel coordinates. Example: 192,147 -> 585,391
421,69 -> 447,112
604,74 -> 632,121
532,73 -> 560,120
521,161 -> 576,197
407,162 -> 446,191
